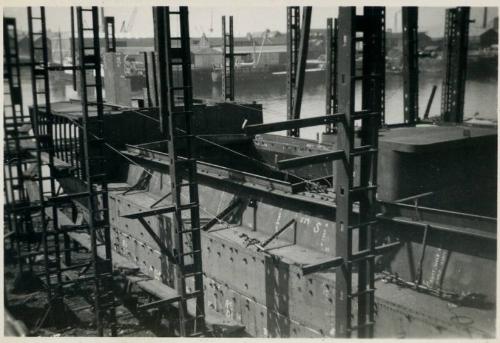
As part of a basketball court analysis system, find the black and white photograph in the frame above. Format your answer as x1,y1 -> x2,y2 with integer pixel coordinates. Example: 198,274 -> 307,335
2,2 -> 498,339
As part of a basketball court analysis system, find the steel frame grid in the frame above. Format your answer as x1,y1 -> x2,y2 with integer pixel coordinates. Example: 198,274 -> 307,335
75,6 -> 117,336
26,6 -> 117,335
222,15 -> 235,101
3,17 -> 34,277
334,7 -> 384,338
153,6 -> 206,337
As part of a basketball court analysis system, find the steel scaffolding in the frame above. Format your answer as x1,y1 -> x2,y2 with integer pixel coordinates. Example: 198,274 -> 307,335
335,7 -> 385,338
222,15 -> 235,101
441,7 -> 470,123
4,17 -> 35,280
148,6 -> 206,336
26,6 -> 117,335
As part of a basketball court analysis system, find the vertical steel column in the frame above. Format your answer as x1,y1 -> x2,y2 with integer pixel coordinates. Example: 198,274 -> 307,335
402,7 -> 419,125
441,7 -> 470,123
286,6 -> 300,136
335,7 -> 383,338
222,15 -> 235,101
71,7 -> 77,91
104,17 -> 116,52
154,6 -> 206,336
58,31 -> 64,65
76,6 -> 116,336
335,8 -> 356,337
287,6 -> 311,137
325,17 -> 338,133
143,51 -> 152,107
144,51 -> 159,108
359,7 -> 384,338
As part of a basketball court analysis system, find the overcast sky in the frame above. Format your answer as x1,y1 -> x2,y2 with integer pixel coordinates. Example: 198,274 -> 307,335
4,6 -> 498,38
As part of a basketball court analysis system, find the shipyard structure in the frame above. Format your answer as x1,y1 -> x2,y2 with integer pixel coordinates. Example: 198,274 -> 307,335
3,6 -> 497,338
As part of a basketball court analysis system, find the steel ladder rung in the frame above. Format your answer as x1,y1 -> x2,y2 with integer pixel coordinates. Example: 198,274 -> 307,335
348,288 -> 375,299
182,270 -> 203,278
178,227 -> 200,234
181,289 -> 203,300
348,220 -> 377,230
53,262 -> 93,273
351,145 -> 377,156
349,249 -> 375,263
352,74 -> 382,81
350,185 -> 377,195
176,250 -> 201,258
348,321 -> 375,332
350,110 -> 378,121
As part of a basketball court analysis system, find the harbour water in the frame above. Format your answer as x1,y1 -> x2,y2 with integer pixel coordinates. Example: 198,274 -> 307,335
19,68 -> 497,141
196,71 -> 498,139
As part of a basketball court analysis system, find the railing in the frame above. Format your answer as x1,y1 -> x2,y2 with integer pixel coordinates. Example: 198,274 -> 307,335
32,109 -> 85,179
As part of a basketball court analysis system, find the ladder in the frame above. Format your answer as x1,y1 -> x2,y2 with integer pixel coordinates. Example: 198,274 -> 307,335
75,6 -> 117,336
153,6 -> 205,336
222,15 -> 234,101
334,7 -> 385,338
286,6 -> 300,136
325,17 -> 338,133
28,6 -> 65,312
441,7 -> 470,123
4,17 -> 34,276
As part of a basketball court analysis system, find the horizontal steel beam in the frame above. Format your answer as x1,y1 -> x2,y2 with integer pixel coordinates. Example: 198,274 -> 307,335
374,241 -> 401,254
378,214 -> 496,241
302,256 -> 344,275
121,206 -> 175,219
244,113 -> 344,135
137,296 -> 181,311
380,201 -> 496,240
120,203 -> 196,219
277,150 -> 344,169
202,198 -> 242,231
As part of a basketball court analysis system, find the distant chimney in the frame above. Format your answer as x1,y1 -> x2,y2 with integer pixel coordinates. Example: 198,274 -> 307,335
483,7 -> 488,28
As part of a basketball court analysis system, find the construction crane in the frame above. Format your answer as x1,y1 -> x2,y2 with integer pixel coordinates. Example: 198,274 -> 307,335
120,7 -> 137,33
239,30 -> 269,68
210,9 -> 214,33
